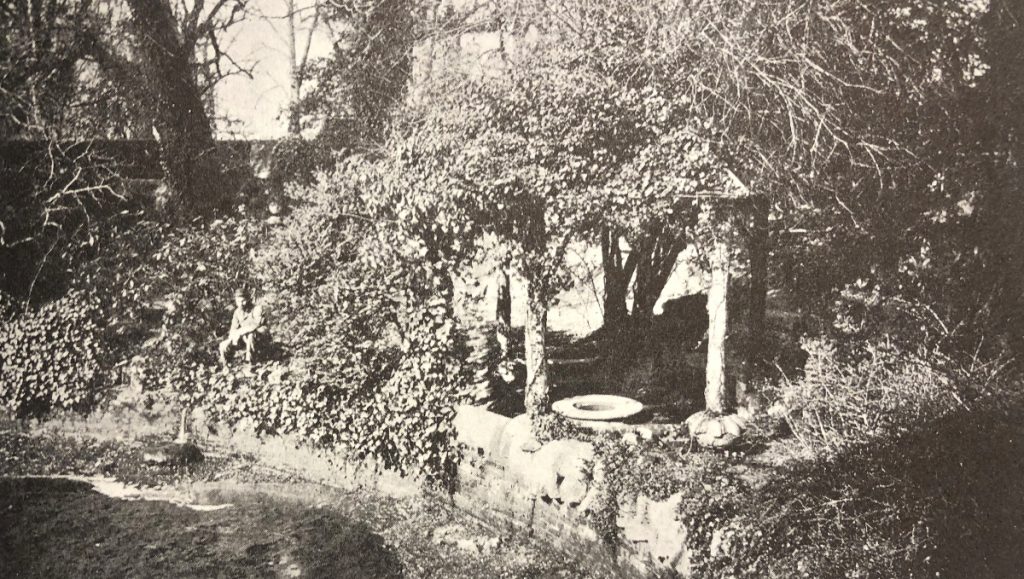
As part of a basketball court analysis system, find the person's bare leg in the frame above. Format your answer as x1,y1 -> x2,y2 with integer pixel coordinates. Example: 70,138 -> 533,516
242,333 -> 255,364
218,339 -> 232,367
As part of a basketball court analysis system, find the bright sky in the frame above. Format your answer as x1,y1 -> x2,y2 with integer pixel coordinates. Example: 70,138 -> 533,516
213,0 -> 332,139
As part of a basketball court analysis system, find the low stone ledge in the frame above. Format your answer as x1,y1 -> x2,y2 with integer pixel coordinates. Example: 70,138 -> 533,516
26,402 -> 418,498
453,404 -> 691,577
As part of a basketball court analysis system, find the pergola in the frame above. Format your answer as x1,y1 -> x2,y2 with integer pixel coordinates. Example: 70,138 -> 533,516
464,183 -> 770,423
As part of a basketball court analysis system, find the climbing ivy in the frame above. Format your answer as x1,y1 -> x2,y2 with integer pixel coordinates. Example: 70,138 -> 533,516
0,291 -> 108,416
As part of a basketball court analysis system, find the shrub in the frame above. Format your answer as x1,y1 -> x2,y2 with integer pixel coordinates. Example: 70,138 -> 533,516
184,288 -> 465,483
778,338 -> 977,455
0,291 -> 108,416
48,150 -> 473,484
76,214 -> 266,382
247,161 -> 473,482
684,384 -> 1024,578
254,174 -> 364,295
266,137 -> 333,191
351,297 -> 465,481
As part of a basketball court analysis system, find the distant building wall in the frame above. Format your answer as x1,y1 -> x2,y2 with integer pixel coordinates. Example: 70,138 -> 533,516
0,139 -> 273,181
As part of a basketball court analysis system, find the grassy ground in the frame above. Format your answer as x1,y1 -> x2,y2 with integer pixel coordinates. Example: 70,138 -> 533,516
0,431 -> 598,578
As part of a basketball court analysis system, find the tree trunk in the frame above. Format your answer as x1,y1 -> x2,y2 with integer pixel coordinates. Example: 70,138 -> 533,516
524,277 -> 549,418
495,264 -> 512,358
705,237 -> 730,414
601,229 -> 631,328
632,233 -> 684,323
126,0 -> 230,217
287,0 -> 302,135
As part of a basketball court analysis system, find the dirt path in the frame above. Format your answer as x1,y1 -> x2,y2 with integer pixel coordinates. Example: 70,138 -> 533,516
0,476 -> 401,578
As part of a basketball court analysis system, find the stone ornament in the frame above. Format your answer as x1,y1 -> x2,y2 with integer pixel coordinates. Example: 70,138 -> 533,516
685,410 -> 748,449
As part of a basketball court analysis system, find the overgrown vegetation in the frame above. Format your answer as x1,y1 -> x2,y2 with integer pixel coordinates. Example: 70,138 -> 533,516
3,0 -> 1024,576
0,291 -> 108,416
685,393 -> 1024,578
779,338 -> 993,455
20,168 -> 469,483
0,142 -> 126,303
576,344 -> 1021,578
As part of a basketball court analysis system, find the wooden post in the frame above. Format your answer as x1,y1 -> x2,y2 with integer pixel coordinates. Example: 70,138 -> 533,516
705,237 -> 730,414
744,195 -> 769,406
465,316 -> 494,406
524,278 -> 549,418
176,406 -> 190,443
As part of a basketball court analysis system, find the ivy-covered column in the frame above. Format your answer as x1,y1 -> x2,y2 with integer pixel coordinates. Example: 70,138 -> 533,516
524,277 -> 549,418
465,314 -> 495,407
687,204 -> 751,448
705,235 -> 730,415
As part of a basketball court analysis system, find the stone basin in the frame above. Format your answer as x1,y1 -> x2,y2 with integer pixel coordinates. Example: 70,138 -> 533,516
552,394 -> 645,422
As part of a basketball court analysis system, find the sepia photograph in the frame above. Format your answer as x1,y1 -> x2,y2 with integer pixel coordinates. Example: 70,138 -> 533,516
1,0 -> 1022,577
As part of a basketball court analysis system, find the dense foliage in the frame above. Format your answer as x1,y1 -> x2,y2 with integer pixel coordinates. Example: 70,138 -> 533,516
2,2 -> 1023,575
301,0 -> 416,147
249,164 -> 471,480
689,393 -> 1024,578
577,355 -> 1021,577
75,213 -> 264,396
0,291 -> 107,416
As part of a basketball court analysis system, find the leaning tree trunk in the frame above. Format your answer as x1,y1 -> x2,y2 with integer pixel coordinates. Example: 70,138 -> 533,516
126,0 -> 229,217
705,237 -> 731,414
524,276 -> 550,418
632,233 -> 685,323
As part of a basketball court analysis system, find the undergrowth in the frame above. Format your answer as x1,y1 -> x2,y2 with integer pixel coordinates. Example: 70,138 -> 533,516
575,343 -> 1024,578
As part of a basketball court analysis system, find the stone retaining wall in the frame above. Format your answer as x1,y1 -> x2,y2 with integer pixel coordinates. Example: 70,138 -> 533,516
452,405 -> 691,577
26,400 -> 416,498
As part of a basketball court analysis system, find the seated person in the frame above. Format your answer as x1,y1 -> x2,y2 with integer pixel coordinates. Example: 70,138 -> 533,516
218,288 -> 268,365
